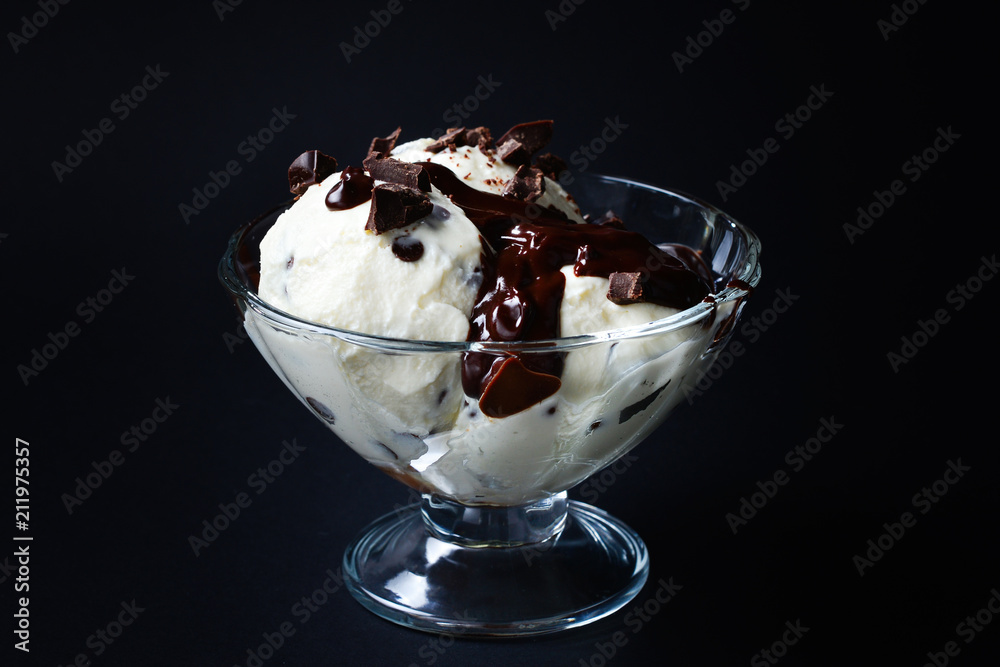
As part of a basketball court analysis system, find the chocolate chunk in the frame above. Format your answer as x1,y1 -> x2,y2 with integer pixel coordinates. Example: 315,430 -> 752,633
367,127 -> 402,158
533,152 -> 567,180
391,235 -> 424,262
496,138 -> 528,166
466,126 -> 493,151
288,150 -> 338,195
426,127 -> 466,153
607,271 -> 645,304
501,164 -> 546,202
366,183 -> 433,234
496,120 -> 554,165
363,153 -> 430,191
478,357 -> 561,418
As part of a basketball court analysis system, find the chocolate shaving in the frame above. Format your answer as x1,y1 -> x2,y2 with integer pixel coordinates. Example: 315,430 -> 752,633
367,127 -> 402,158
366,183 -> 433,234
607,272 -> 645,304
363,152 -> 430,191
501,164 -> 546,202
533,152 -> 567,181
496,120 -> 554,166
426,127 -> 466,153
288,150 -> 338,195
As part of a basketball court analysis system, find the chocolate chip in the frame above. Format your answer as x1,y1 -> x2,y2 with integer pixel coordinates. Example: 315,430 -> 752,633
607,271 -> 645,304
533,152 -> 567,180
367,127 -> 402,158
362,153 -> 430,191
391,235 -> 424,262
306,397 -> 336,424
426,127 -> 466,153
501,164 -> 546,202
288,150 -> 338,195
366,183 -> 433,234
496,120 -> 554,166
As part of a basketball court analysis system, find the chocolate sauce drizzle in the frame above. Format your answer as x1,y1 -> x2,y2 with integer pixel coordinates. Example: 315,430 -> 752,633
414,162 -> 712,417
325,166 -> 374,210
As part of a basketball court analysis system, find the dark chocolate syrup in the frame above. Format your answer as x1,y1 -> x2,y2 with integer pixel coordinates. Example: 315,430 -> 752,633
325,166 -> 374,210
414,162 -> 713,416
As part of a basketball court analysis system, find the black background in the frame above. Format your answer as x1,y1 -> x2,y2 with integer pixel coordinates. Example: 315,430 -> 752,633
6,0 -> 998,665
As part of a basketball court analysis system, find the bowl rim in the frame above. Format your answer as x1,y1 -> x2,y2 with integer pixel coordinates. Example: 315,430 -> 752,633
218,172 -> 762,352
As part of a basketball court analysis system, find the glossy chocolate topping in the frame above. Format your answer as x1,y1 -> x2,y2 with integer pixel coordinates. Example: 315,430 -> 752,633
413,162 -> 712,416
325,166 -> 374,211
255,140 -> 715,419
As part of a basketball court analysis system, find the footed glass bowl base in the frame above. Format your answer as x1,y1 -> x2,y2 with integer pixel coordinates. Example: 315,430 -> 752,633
342,494 -> 649,637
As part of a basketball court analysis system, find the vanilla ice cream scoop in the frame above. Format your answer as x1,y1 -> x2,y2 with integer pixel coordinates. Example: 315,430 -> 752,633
250,121 -> 718,503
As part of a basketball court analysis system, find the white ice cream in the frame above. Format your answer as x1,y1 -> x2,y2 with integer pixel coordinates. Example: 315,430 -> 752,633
251,133 -> 715,505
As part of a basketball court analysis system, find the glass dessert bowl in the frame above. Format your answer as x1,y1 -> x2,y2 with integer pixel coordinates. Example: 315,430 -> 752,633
219,172 -> 761,636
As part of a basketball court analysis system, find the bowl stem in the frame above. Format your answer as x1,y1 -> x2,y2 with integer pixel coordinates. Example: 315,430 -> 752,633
421,492 -> 569,547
